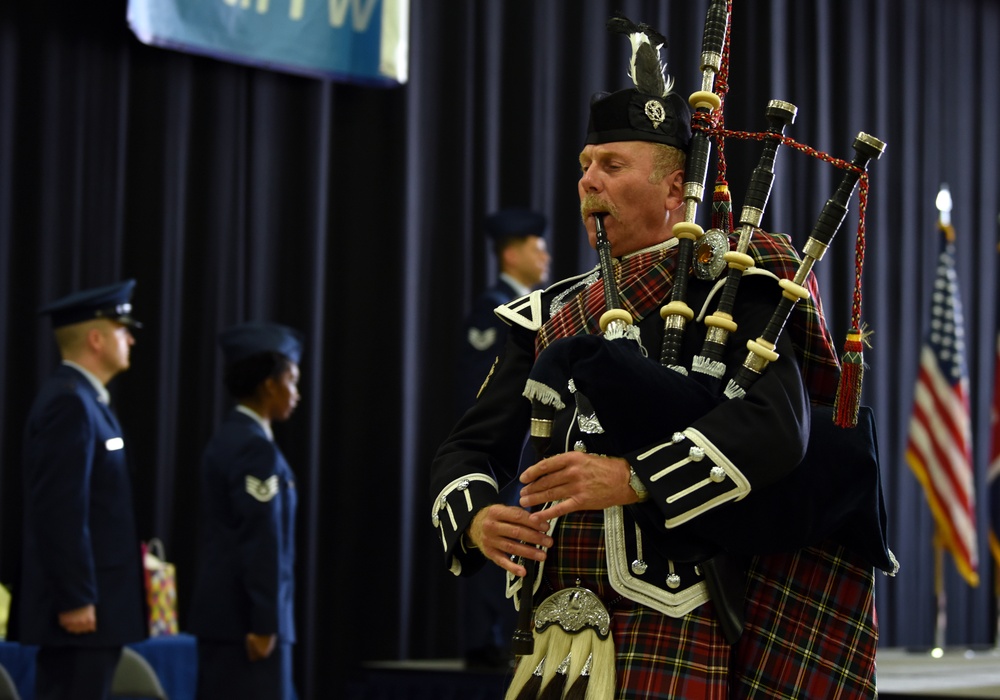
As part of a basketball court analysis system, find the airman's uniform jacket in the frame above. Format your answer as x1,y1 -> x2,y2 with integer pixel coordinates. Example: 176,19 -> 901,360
188,409 -> 297,643
19,363 -> 146,647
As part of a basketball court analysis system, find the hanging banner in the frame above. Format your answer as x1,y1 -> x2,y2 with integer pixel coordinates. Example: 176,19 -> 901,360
127,0 -> 408,85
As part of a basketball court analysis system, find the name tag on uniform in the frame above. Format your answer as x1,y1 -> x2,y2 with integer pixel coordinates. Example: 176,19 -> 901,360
105,437 -> 125,451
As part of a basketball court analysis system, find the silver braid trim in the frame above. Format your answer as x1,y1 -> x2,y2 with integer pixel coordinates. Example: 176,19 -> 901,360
604,506 -> 710,616
550,269 -> 600,317
883,549 -> 900,577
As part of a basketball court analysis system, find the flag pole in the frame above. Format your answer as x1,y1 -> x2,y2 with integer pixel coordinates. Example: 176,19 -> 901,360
929,184 -> 950,655
934,528 -> 947,652
932,186 -> 950,655
995,559 -> 1000,649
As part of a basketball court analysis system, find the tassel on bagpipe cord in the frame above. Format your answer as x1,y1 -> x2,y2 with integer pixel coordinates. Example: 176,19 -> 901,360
658,0 -> 730,370
691,99 -> 797,388
725,132 -> 886,401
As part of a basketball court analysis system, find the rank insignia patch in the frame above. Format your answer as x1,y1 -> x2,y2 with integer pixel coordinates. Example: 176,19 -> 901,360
245,475 -> 279,502
467,327 -> 497,351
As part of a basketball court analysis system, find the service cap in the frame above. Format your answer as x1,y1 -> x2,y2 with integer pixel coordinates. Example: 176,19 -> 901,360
38,279 -> 141,329
219,321 -> 303,366
484,208 -> 548,241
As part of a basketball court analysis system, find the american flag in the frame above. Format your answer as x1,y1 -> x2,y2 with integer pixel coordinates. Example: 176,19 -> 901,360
905,232 -> 979,587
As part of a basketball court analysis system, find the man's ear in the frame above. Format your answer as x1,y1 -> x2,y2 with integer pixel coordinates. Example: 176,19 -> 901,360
500,241 -> 520,270
86,326 -> 105,353
261,375 -> 279,399
664,168 -> 685,212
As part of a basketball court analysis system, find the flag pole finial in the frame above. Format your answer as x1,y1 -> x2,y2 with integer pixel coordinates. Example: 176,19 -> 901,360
936,183 -> 955,240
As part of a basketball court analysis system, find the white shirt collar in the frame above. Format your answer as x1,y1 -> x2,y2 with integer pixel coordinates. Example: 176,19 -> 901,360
236,404 -> 273,441
499,272 -> 533,298
62,361 -> 111,405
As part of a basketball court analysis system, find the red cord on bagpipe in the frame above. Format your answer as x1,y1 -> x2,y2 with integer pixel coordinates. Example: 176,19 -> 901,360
692,0 -> 877,426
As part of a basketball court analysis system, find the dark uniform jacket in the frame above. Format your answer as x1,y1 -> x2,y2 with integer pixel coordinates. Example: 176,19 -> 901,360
456,277 -> 522,414
188,409 -> 297,643
19,363 -> 146,646
430,233 -> 894,615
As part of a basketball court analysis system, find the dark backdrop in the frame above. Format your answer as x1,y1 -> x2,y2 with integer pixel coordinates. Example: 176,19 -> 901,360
1,0 -> 999,697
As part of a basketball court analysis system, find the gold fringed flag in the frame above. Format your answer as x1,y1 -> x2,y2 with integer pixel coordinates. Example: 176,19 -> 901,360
987,244 -> 1000,577
905,212 -> 979,587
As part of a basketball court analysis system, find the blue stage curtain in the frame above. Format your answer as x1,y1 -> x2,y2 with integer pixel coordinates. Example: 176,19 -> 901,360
0,2 -> 998,698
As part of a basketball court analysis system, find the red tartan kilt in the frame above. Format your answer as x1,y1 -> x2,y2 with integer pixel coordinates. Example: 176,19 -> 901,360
536,510 -> 878,699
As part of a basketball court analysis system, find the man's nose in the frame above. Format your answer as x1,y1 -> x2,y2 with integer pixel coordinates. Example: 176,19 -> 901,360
579,166 -> 601,192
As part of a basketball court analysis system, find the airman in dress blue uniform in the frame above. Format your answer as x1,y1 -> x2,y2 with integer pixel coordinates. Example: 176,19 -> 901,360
19,280 -> 147,700
456,209 -> 550,415
188,321 -> 303,700
455,209 -> 550,669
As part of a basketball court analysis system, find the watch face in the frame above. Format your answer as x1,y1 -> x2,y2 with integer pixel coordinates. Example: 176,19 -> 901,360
629,470 -> 648,498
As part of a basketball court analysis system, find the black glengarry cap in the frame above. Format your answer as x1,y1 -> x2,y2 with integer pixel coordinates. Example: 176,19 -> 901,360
586,90 -> 691,151
586,15 -> 692,151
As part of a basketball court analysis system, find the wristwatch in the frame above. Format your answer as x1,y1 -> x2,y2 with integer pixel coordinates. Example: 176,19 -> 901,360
628,466 -> 649,502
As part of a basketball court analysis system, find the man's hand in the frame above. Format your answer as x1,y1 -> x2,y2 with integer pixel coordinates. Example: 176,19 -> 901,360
467,504 -> 554,578
58,604 -> 97,634
518,452 -> 638,523
246,632 -> 276,661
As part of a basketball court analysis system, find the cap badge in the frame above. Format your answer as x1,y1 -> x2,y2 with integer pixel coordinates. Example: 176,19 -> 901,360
644,99 -> 666,129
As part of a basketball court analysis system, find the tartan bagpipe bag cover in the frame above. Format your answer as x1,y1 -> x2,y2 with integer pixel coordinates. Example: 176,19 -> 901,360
142,538 -> 179,636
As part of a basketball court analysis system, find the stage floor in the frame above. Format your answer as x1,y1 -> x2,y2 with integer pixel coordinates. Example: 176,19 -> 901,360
350,648 -> 1000,700
876,647 -> 1000,698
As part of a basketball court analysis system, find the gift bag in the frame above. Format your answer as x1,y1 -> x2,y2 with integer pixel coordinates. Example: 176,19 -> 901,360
142,538 -> 179,636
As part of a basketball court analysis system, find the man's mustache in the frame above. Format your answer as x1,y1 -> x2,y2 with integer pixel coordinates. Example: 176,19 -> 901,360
580,195 -> 619,224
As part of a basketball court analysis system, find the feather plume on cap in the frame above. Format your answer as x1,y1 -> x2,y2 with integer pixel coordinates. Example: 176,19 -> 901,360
606,15 -> 674,99
586,15 -> 691,150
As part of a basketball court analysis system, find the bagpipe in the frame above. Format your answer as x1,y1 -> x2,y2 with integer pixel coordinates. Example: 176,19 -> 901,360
507,1 -> 898,690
